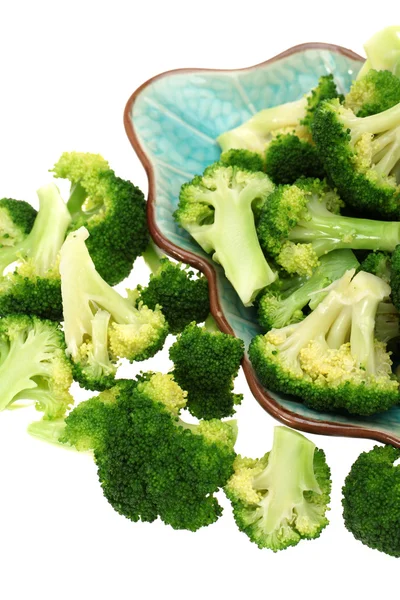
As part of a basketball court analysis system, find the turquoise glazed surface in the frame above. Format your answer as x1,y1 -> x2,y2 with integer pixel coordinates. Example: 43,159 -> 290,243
126,46 -> 400,445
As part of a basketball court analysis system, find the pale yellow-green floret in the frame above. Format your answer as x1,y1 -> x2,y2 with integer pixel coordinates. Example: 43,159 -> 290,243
16,256 -> 60,280
75,341 -> 115,378
138,372 -> 187,415
195,419 -> 238,447
278,241 -> 319,277
352,133 -> 374,173
225,454 -> 269,505
108,304 -> 166,361
51,152 -> 109,192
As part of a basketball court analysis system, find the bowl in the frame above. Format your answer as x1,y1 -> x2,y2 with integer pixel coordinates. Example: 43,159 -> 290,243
124,42 -> 400,447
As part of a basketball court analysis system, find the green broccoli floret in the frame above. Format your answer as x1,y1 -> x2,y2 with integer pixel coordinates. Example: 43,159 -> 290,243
257,250 -> 359,331
220,148 -> 265,172
257,178 -> 400,276
301,74 -> 344,129
345,70 -> 400,117
225,426 -> 331,551
59,227 -> 168,391
174,163 -> 276,306
359,251 -> 391,283
390,244 -> 400,311
0,183 -> 71,320
249,269 -> 399,416
134,241 -> 209,334
51,152 -> 148,285
264,134 -> 326,185
342,444 -> 400,557
356,26 -> 400,80
169,316 -> 244,420
60,373 -> 237,531
312,98 -> 400,219
0,198 -> 37,247
0,315 -> 73,419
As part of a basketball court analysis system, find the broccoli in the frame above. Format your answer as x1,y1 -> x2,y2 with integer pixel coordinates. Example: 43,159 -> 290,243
51,152 -> 148,285
375,301 -> 400,343
174,163 -> 276,306
257,249 -> 359,331
59,227 -> 168,391
169,316 -> 244,420
225,426 -> 331,551
220,148 -> 265,172
134,241 -> 209,334
342,444 -> 400,557
359,251 -> 391,283
312,98 -> 400,219
264,134 -> 326,184
257,178 -> 400,277
59,373 -> 237,531
345,70 -> 400,117
0,315 -> 73,419
0,198 -> 37,247
356,26 -> 400,80
390,244 -> 400,311
249,269 -> 399,416
0,183 -> 71,320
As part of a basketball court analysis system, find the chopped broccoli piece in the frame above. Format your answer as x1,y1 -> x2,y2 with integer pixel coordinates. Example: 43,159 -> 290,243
52,152 -> 148,285
356,26 -> 400,80
257,249 -> 359,331
134,241 -> 209,334
375,301 -> 400,343
249,270 -> 399,416
257,178 -> 400,276
0,183 -> 71,320
359,251 -> 391,283
0,198 -> 37,247
0,315 -> 73,419
301,74 -> 344,129
169,316 -> 244,419
264,134 -> 326,184
312,98 -> 400,219
225,426 -> 331,551
61,373 -> 237,531
342,444 -> 400,557
390,244 -> 400,311
174,163 -> 276,306
60,227 -> 168,391
220,148 -> 265,172
345,70 -> 400,117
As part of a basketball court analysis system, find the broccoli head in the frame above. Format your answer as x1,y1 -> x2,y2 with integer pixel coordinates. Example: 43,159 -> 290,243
225,426 -> 331,551
342,444 -> 400,557
359,251 -> 391,283
264,134 -> 326,185
345,70 -> 400,117
220,148 -> 265,172
0,198 -> 37,247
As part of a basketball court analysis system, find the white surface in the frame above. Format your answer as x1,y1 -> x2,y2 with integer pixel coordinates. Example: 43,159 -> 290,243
0,3 -> 398,599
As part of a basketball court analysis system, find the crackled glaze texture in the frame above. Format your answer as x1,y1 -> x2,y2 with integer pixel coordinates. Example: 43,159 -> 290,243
125,45 -> 400,446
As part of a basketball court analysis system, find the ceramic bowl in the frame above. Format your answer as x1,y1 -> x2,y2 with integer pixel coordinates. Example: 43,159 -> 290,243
124,43 -> 400,447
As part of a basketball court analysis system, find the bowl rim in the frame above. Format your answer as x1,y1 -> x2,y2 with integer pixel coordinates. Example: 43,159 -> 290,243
124,42 -> 400,448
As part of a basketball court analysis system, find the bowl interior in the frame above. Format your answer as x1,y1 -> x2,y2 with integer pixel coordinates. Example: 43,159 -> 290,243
126,46 -> 400,445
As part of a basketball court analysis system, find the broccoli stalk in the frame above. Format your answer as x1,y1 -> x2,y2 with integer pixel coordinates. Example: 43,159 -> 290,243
225,426 -> 331,551
356,26 -> 400,80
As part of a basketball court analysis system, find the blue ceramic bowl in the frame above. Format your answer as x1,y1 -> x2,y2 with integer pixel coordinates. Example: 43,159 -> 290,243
124,43 -> 400,446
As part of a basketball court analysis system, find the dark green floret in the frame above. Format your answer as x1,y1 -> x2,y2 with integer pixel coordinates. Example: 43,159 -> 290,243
0,198 -> 37,246
345,70 -> 400,117
220,149 -> 265,172
249,270 -> 399,416
264,134 -> 326,184
390,244 -> 400,311
342,444 -> 400,557
301,74 -> 344,129
174,163 -> 276,306
52,152 -> 148,285
134,242 -> 209,334
169,317 -> 244,419
359,251 -> 391,283
225,426 -> 331,552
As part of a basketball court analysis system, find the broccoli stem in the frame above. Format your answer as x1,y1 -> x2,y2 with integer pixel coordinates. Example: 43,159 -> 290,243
252,427 -> 320,533
66,182 -> 87,218
91,310 -> 112,369
204,314 -> 219,333
357,26 -> 400,79
28,418 -> 69,446
344,101 -> 400,142
326,306 -> 352,348
142,240 -> 164,274
372,127 -> 400,177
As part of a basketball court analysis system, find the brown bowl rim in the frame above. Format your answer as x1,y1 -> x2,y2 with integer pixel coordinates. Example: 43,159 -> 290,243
123,42 -> 400,448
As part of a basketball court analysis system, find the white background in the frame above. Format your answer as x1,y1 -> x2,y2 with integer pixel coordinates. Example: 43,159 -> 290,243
0,2 -> 398,599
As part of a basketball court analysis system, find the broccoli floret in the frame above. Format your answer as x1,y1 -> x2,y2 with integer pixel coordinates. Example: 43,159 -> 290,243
174,163 -> 276,306
52,152 -> 148,285
225,426 -> 331,551
220,148 -> 265,172
345,70 -> 400,117
312,98 -> 400,219
257,178 -> 400,276
59,227 -> 167,391
356,26 -> 400,80
134,241 -> 209,334
301,74 -> 344,129
0,198 -> 37,246
169,317 -> 244,420
61,373 -> 237,531
0,183 -> 71,320
257,249 -> 359,331
342,444 -> 400,557
0,315 -> 73,419
359,251 -> 391,283
390,244 -> 400,311
249,269 -> 399,416
264,134 -> 326,184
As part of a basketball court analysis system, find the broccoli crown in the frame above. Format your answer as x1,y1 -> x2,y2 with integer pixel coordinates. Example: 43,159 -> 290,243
345,70 -> 400,117
0,314 -> 73,419
0,183 -> 71,320
52,152 -> 149,286
359,251 -> 392,283
60,228 -> 168,390
342,444 -> 400,557
257,177 -> 400,276
220,149 -> 265,172
312,98 -> 400,219
169,320 -> 244,419
63,373 -> 237,531
390,244 -> 400,311
136,253 -> 210,335
225,426 -> 331,551
249,269 -> 399,416
0,198 -> 37,247
301,74 -> 343,129
175,163 -> 276,306
264,134 -> 326,185
257,249 -> 359,331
